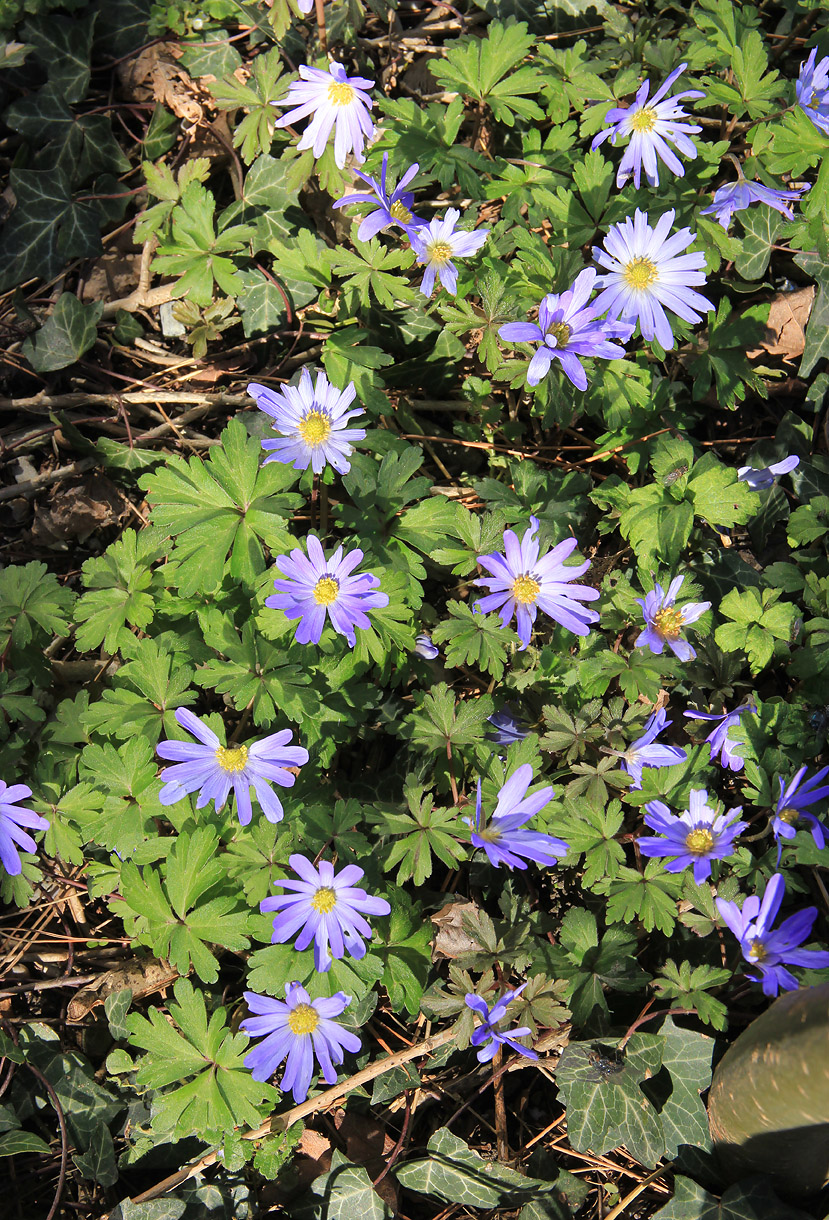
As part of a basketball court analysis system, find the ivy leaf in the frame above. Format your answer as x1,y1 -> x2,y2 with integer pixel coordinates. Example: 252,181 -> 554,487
0,166 -> 104,292
127,978 -> 276,1144
794,251 -> 829,380
555,1035 -> 666,1168
23,10 -> 95,103
140,419 -> 301,595
21,292 -> 102,372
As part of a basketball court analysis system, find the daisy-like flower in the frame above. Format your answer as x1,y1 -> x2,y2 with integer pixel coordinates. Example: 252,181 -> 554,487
615,708 -> 687,791
333,152 -> 427,240
0,781 -> 48,877
486,706 -> 529,747
700,178 -> 806,231
262,855 -> 391,973
242,984 -> 361,1102
247,369 -> 366,476
465,983 -> 538,1063
716,874 -> 829,998
409,208 -> 488,297
274,60 -> 375,168
635,574 -> 710,662
592,209 -> 714,351
684,702 -> 757,772
795,49 -> 829,138
591,62 -> 703,189
498,269 -> 634,391
266,535 -> 389,648
156,709 -> 309,825
414,632 -> 439,660
771,765 -> 829,854
638,789 -> 746,884
473,517 -> 600,651
737,455 -> 799,491
469,768 -> 568,871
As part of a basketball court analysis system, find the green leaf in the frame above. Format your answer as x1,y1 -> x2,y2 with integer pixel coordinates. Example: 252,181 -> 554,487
74,529 -> 164,653
431,600 -> 514,678
74,1124 -> 118,1185
402,683 -> 494,754
21,293 -> 102,372
767,106 -> 829,177
734,203 -> 782,280
212,51 -> 286,163
686,452 -> 757,530
429,20 -> 545,125
793,251 -> 829,379
373,783 -> 467,887
644,1017 -> 716,1156
653,1175 -> 813,1220
140,419 -> 301,595
593,860 -> 683,935
329,238 -> 417,310
293,1149 -> 391,1219
127,978 -> 276,1144
555,1035 -> 666,1168
0,1129 -> 52,1157
152,182 -> 252,306
0,561 -> 74,656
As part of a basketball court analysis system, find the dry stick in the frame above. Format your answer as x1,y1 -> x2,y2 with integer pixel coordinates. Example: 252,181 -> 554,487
0,458 -> 97,502
0,391 -> 251,412
314,0 -> 327,52
126,1027 -> 457,1207
602,1163 -> 675,1220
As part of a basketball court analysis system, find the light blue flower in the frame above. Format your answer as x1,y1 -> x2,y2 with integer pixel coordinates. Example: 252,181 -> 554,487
333,152 -> 427,240
414,633 -> 439,660
771,765 -> 829,855
716,874 -> 829,998
592,209 -> 714,351
0,781 -> 48,877
266,535 -> 389,648
737,455 -> 799,491
635,575 -> 710,662
409,208 -> 488,297
261,854 -> 390,973
248,368 -> 366,476
469,768 -> 568,871
796,49 -> 829,138
638,789 -> 746,884
465,983 -> 538,1063
683,702 -> 757,772
498,269 -> 633,391
592,62 -> 703,189
156,709 -> 309,825
242,984 -> 361,1101
700,179 -> 806,231
274,61 -> 375,167
617,708 -> 687,790
486,706 -> 529,747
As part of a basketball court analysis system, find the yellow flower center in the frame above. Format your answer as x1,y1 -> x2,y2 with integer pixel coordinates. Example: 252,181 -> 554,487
313,576 -> 340,606
298,410 -> 332,447
428,239 -> 454,264
747,938 -> 767,963
328,80 -> 355,107
287,1003 -> 320,1036
311,886 -> 338,913
389,199 -> 413,223
629,106 -> 657,132
777,806 -> 799,825
685,827 -> 714,855
547,321 -> 572,349
652,607 -> 683,640
623,256 -> 659,292
477,826 -> 502,843
512,574 -> 541,605
214,744 -> 248,774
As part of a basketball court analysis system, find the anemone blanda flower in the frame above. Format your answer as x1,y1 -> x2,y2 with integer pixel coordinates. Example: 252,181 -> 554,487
635,575 -> 710,662
617,708 -> 687,791
473,517 -> 599,651
592,209 -> 714,351
638,789 -> 746,884
242,985 -> 361,1102
700,178 -> 806,230
795,49 -> 829,138
684,702 -> 757,772
333,152 -> 426,240
771,765 -> 829,854
469,768 -> 568,871
738,455 -> 799,491
248,369 -> 365,476
274,61 -> 374,167
465,983 -> 538,1063
716,874 -> 829,998
156,709 -> 308,825
265,535 -> 389,648
409,208 -> 488,297
498,269 -> 633,391
414,633 -> 439,660
486,706 -> 529,747
0,781 -> 48,877
591,62 -> 703,189
261,855 -> 391,973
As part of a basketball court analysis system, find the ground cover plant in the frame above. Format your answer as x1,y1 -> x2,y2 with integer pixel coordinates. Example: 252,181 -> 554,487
0,0 -> 829,1216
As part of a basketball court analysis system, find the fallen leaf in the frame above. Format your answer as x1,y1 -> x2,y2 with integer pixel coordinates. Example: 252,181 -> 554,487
431,900 -> 485,960
30,474 -> 128,546
747,286 -> 814,361
67,957 -> 178,1021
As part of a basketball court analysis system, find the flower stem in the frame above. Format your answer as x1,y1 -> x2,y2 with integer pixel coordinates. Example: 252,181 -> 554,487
314,0 -> 327,53
492,1045 -> 509,1162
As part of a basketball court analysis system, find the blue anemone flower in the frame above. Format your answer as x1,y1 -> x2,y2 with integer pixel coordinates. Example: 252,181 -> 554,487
469,768 -> 568,871
498,269 -> 633,391
273,61 -> 375,168
0,781 -> 49,877
333,153 -> 427,240
465,983 -> 538,1063
771,765 -> 829,855
684,702 -> 757,772
617,708 -> 687,790
486,706 -> 529,747
638,789 -> 746,884
700,179 -> 806,231
591,62 -> 704,189
796,49 -> 829,138
635,575 -> 710,662
409,209 -> 488,297
737,455 -> 799,491
716,874 -> 829,997
261,855 -> 390,973
242,984 -> 361,1101
248,368 -> 366,476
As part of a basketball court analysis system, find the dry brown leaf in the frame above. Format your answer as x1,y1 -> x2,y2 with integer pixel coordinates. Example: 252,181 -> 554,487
118,43 -> 208,123
431,899 -> 484,960
30,474 -> 128,546
747,286 -> 814,362
67,958 -> 178,1021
